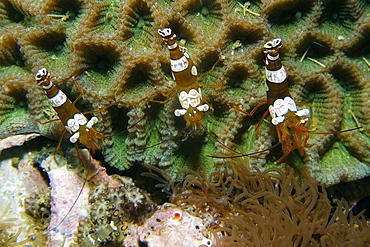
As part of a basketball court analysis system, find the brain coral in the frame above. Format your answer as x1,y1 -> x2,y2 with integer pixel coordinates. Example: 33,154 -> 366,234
0,0 -> 370,186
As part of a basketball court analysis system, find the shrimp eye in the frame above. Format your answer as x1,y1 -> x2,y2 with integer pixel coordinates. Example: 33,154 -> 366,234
35,68 -> 49,82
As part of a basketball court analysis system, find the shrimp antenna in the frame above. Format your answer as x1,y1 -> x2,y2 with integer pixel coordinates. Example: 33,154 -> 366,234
231,101 -> 268,117
53,144 -> 90,230
136,122 -> 244,155
306,126 -> 363,135
200,123 -> 243,155
135,127 -> 188,151
207,142 -> 281,159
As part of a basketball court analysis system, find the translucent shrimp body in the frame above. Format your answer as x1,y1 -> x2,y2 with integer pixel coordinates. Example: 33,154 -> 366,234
35,68 -> 104,152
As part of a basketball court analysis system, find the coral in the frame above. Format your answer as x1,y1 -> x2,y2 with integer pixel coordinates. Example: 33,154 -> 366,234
0,133 -> 39,152
0,0 -> 369,187
131,205 -> 213,247
24,188 -> 51,246
66,149 -> 156,246
0,148 -> 51,246
24,146 -> 156,246
24,188 -> 51,229
167,162 -> 370,246
0,203 -> 34,246
73,174 -> 155,246
39,153 -> 90,246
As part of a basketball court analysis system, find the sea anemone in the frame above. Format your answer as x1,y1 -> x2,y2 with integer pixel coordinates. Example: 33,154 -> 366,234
168,161 -> 370,246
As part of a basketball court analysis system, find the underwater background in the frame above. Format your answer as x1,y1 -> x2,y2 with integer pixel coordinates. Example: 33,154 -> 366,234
1,0 -> 370,246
